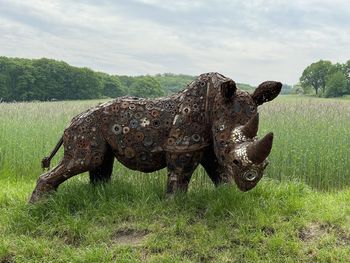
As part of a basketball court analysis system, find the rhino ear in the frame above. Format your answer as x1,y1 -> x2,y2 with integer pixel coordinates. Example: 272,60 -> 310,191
252,81 -> 282,106
221,79 -> 237,101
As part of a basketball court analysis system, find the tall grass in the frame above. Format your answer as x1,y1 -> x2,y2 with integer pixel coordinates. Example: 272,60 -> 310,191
260,96 -> 350,190
1,96 -> 350,262
0,95 -> 349,190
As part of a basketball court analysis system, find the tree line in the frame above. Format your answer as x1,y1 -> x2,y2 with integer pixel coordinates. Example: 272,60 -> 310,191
0,57 -> 173,102
299,60 -> 350,97
0,57 -> 199,102
0,56 -> 292,102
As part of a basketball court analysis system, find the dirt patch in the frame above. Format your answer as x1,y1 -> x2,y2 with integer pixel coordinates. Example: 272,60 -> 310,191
334,226 -> 350,246
299,222 -> 350,245
261,226 -> 275,236
299,222 -> 322,242
112,228 -> 149,246
0,253 -> 15,263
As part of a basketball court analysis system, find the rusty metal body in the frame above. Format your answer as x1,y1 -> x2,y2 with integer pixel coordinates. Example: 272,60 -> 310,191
29,72 -> 282,203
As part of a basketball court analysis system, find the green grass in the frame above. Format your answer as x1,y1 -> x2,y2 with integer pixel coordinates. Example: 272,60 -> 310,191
260,95 -> 350,190
0,95 -> 350,262
1,177 -> 350,262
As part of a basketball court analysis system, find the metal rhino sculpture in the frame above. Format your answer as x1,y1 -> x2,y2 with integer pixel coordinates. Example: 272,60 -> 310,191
29,72 -> 281,203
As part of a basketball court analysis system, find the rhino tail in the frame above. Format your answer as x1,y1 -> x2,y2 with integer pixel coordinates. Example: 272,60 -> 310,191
41,136 -> 64,170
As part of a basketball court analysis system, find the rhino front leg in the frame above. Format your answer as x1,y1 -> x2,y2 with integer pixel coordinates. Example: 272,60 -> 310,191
165,151 -> 202,195
201,146 -> 233,186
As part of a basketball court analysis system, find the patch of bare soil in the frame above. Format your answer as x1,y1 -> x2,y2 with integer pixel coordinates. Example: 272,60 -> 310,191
299,222 -> 323,242
261,226 -> 275,236
0,253 -> 15,263
112,228 -> 149,246
299,222 -> 350,245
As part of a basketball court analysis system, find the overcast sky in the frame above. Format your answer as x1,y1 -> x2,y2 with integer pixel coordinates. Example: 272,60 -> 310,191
1,0 -> 350,85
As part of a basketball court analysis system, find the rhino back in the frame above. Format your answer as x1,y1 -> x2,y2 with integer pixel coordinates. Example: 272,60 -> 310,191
100,97 -> 178,172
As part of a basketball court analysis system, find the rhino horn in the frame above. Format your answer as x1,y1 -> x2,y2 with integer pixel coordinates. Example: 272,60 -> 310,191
247,132 -> 274,164
242,113 -> 259,138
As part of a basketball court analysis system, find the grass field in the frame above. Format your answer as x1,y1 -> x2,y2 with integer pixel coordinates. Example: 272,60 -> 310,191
0,95 -> 350,262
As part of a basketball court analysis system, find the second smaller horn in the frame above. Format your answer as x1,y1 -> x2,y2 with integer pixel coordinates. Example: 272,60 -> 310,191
241,113 -> 259,138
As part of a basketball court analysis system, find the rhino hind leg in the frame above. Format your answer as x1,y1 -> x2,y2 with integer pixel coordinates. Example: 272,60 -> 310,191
29,146 -> 109,203
89,146 -> 115,184
29,159 -> 88,203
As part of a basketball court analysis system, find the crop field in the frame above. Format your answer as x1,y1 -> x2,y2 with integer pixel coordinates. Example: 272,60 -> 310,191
0,95 -> 350,262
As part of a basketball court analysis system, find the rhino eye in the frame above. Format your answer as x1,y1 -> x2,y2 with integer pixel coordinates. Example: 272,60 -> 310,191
243,170 -> 258,181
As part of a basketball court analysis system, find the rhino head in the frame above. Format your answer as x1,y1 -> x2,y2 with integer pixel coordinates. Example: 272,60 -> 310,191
211,79 -> 282,191
225,113 -> 274,191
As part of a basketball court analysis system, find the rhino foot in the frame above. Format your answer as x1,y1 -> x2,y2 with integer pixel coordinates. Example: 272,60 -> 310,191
28,179 -> 56,204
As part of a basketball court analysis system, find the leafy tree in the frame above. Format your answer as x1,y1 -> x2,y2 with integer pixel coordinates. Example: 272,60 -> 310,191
291,83 -> 304,95
97,72 -> 126,98
300,60 -> 333,95
154,73 -> 195,94
236,83 -> 255,92
70,67 -> 103,99
31,58 -> 72,100
0,57 -> 106,101
324,71 -> 348,98
0,57 -> 11,100
5,58 -> 35,101
281,84 -> 292,94
343,60 -> 350,93
2,56 -> 289,101
344,60 -> 350,76
119,75 -> 136,91
129,76 -> 164,98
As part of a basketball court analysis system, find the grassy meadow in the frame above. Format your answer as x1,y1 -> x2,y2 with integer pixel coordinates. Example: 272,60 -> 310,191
0,95 -> 350,262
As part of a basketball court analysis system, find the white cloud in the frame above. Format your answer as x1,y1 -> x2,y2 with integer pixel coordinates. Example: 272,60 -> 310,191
1,0 -> 350,85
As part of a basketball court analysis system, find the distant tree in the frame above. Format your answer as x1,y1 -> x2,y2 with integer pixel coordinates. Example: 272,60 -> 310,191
291,83 -> 304,95
5,58 -> 35,101
324,71 -> 348,98
119,75 -> 134,89
300,60 -> 333,95
236,83 -> 255,92
0,57 -> 11,100
70,67 -> 103,99
129,76 -> 164,98
343,60 -> 350,93
97,73 -> 126,98
1,56 -> 290,101
154,73 -> 194,94
344,60 -> 350,76
31,58 -> 71,100
281,84 -> 292,94
0,57 -> 105,101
